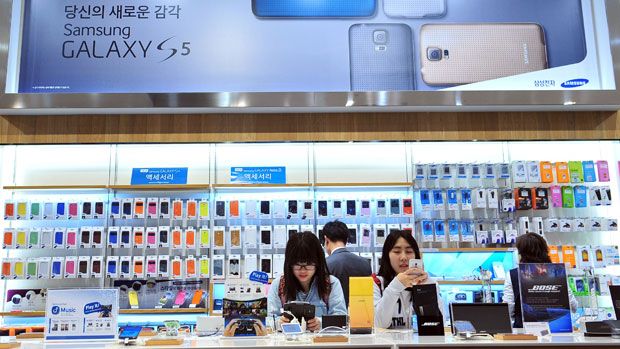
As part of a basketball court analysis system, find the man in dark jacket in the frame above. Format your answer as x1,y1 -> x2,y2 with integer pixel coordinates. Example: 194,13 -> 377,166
323,221 -> 372,306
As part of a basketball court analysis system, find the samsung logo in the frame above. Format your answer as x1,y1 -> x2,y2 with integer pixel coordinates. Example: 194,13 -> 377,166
561,79 -> 589,88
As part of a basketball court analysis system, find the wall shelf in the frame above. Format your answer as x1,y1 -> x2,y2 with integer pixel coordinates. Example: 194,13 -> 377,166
212,183 -> 312,188
314,182 -> 413,188
109,184 -> 210,190
3,185 -> 108,190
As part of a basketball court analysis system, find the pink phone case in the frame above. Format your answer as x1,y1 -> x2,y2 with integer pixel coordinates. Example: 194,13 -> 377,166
65,261 -> 75,274
67,232 -> 76,245
174,291 -> 186,305
148,203 -> 157,215
147,261 -> 156,273
597,161 -> 610,182
69,203 -> 78,216
550,186 -> 562,207
147,232 -> 156,245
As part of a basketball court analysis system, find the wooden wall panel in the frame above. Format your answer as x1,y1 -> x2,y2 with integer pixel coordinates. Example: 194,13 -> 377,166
0,111 -> 619,144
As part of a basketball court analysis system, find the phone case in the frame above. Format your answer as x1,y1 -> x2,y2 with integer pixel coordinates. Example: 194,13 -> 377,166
186,200 -> 197,219
350,23 -> 415,91
213,227 -> 226,249
190,290 -> 204,307
574,186 -> 588,208
80,202 -> 91,219
67,202 -> 78,219
17,202 -> 28,220
15,230 -> 27,249
582,161 -> 597,182
56,202 -> 66,219
186,257 -> 197,278
172,228 -> 183,249
229,200 -> 240,218
562,186 -> 574,208
3,230 -> 14,249
346,200 -> 357,216
252,0 -> 376,17
403,198 -> 413,215
229,227 -> 241,249
185,228 -> 196,248
159,198 -> 170,219
527,161 -> 541,183
532,187 -> 549,210
420,23 -> 547,86
121,199 -> 132,219
133,198 -> 145,218
158,226 -> 169,247
172,199 -> 183,219
200,227 -> 210,248
596,161 -> 610,182
30,202 -> 41,219
540,161 -> 554,183
376,200 -> 386,216
199,200 -> 210,219
110,200 -> 120,218
28,229 -> 39,249
172,259 -> 182,279
568,161 -> 584,183
555,162 -> 570,183
360,200 -> 371,216
133,227 -> 144,248
4,202 -> 15,220
549,186 -> 562,207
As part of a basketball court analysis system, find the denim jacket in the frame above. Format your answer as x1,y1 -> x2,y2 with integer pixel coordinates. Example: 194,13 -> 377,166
267,275 -> 348,318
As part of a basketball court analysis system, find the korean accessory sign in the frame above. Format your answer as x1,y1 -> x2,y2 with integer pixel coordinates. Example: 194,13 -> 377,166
518,263 -> 572,333
230,167 -> 286,184
45,288 -> 119,341
131,167 -> 188,185
6,0 -> 615,93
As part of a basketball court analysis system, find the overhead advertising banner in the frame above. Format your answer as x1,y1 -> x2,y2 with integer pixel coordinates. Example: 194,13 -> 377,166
518,263 -> 572,334
6,0 -> 615,93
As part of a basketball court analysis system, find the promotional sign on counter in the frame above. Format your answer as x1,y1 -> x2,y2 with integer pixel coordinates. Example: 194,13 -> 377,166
518,263 -> 572,334
5,0 -> 615,93
45,288 -> 119,341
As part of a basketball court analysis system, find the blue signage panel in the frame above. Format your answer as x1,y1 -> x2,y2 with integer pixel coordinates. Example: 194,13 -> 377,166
230,167 -> 286,184
131,167 -> 188,185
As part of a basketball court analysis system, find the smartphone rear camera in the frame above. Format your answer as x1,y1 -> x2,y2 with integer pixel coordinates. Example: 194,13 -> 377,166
427,47 -> 443,61
373,30 -> 388,44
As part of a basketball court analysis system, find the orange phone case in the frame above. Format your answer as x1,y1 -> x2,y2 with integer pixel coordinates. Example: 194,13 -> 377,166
134,231 -> 144,245
2,262 -> 11,277
230,201 -> 239,217
555,162 -> 570,183
230,229 -> 240,247
3,232 -> 13,246
135,261 -> 143,274
172,260 -> 182,277
186,260 -> 196,275
172,229 -> 182,247
214,231 -> 224,247
548,245 -> 561,263
5,203 -> 14,217
185,230 -> 195,247
135,201 -> 145,215
191,290 -> 204,304
173,201 -> 183,218
540,161 -> 554,183
561,246 -> 576,268
187,201 -> 197,218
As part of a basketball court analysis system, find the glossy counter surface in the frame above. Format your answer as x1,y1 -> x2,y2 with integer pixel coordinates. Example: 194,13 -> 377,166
9,331 -> 620,349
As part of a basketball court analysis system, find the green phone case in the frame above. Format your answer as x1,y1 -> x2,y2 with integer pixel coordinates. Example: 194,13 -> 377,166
562,186 -> 574,208
568,161 -> 584,183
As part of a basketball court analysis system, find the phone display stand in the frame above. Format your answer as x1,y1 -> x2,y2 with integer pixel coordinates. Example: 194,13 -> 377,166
313,327 -> 349,343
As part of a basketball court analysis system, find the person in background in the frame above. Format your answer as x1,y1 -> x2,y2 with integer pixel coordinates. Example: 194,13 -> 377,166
373,230 -> 443,329
503,233 -> 578,328
267,231 -> 347,332
324,220 -> 373,306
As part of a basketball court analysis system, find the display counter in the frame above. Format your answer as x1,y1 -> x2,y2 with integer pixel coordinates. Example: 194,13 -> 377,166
9,332 -> 620,349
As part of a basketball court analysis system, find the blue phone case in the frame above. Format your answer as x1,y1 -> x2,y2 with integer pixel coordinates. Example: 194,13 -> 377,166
54,231 -> 64,245
432,190 -> 444,205
52,261 -> 62,275
422,220 -> 434,238
582,161 -> 597,183
420,190 -> 431,206
107,261 -> 117,274
574,185 -> 588,208
461,189 -> 472,205
56,203 -> 65,216
252,0 -> 376,17
109,231 -> 118,244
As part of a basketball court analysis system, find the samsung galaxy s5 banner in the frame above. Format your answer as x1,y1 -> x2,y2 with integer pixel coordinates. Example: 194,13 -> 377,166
5,0 -> 615,93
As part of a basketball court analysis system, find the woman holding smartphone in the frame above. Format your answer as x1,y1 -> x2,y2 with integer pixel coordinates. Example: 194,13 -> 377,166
267,231 -> 347,332
373,230 -> 443,329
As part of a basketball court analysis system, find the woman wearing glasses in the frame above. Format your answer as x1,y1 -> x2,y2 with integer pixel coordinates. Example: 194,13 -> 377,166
267,231 -> 347,332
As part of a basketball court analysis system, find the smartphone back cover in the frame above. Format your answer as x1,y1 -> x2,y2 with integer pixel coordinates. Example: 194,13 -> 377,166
350,23 -> 414,91
384,0 -> 445,18
420,23 -> 547,86
253,0 -> 376,17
